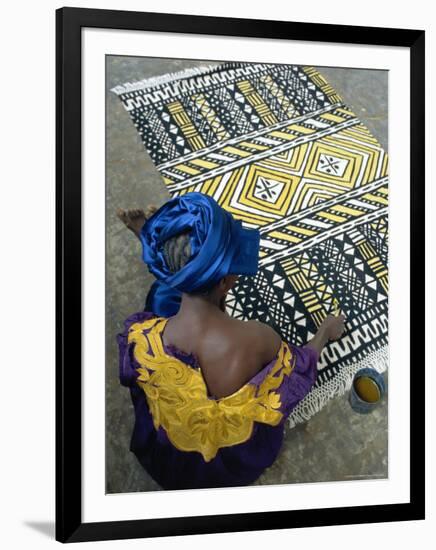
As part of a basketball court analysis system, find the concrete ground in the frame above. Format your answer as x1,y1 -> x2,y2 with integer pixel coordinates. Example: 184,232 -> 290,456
106,57 -> 388,493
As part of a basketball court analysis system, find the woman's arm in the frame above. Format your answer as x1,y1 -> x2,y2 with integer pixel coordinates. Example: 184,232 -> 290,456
305,314 -> 346,356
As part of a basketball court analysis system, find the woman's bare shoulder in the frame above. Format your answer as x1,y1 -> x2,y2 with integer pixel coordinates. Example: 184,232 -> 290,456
225,317 -> 282,364
199,317 -> 283,399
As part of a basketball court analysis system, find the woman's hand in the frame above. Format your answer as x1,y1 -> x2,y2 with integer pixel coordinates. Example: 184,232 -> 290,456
305,313 -> 346,356
320,313 -> 346,341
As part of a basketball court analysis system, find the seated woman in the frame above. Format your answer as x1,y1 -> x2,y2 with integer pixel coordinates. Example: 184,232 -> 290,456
117,192 -> 345,490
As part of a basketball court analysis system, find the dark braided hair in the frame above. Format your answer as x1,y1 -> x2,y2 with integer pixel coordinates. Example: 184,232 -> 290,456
162,230 -> 192,273
162,230 -> 214,295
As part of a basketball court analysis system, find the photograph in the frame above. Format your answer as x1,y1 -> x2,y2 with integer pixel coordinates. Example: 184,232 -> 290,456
1,1 -> 431,547
55,7 -> 425,542
106,57 -> 389,493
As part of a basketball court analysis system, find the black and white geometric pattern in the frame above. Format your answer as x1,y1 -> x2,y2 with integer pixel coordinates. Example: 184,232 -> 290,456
113,62 -> 389,426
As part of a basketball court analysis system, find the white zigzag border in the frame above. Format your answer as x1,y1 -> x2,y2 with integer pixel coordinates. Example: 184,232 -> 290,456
110,63 -> 226,95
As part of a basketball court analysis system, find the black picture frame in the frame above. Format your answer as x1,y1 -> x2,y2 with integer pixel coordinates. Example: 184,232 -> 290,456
56,6 -> 425,543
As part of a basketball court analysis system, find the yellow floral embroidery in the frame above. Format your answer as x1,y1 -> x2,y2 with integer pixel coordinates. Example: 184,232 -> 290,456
127,317 -> 295,462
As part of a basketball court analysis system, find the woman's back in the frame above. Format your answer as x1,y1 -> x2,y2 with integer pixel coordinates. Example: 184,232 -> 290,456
161,306 -> 282,399
118,309 -> 322,489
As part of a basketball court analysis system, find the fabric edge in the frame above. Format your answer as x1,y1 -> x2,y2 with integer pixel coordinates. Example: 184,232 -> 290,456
286,344 -> 388,428
110,62 -> 236,96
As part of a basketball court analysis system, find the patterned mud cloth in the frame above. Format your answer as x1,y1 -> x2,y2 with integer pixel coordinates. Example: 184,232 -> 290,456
112,62 -> 389,427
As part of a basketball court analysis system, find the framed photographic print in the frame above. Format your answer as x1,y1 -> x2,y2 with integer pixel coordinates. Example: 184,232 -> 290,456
56,6 -> 425,543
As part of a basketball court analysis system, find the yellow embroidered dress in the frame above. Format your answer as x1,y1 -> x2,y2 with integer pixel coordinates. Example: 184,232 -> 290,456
118,311 -> 319,490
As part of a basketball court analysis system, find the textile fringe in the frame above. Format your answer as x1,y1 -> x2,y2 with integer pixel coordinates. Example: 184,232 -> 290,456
110,63 -> 234,95
287,345 -> 389,429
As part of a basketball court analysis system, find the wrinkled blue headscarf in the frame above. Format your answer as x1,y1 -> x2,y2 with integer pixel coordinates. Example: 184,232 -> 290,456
140,192 -> 260,317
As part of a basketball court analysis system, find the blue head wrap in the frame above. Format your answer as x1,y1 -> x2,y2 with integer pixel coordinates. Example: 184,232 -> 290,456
140,192 -> 260,316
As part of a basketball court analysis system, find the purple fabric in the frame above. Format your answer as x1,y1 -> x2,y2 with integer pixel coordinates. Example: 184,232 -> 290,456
117,311 -> 319,490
